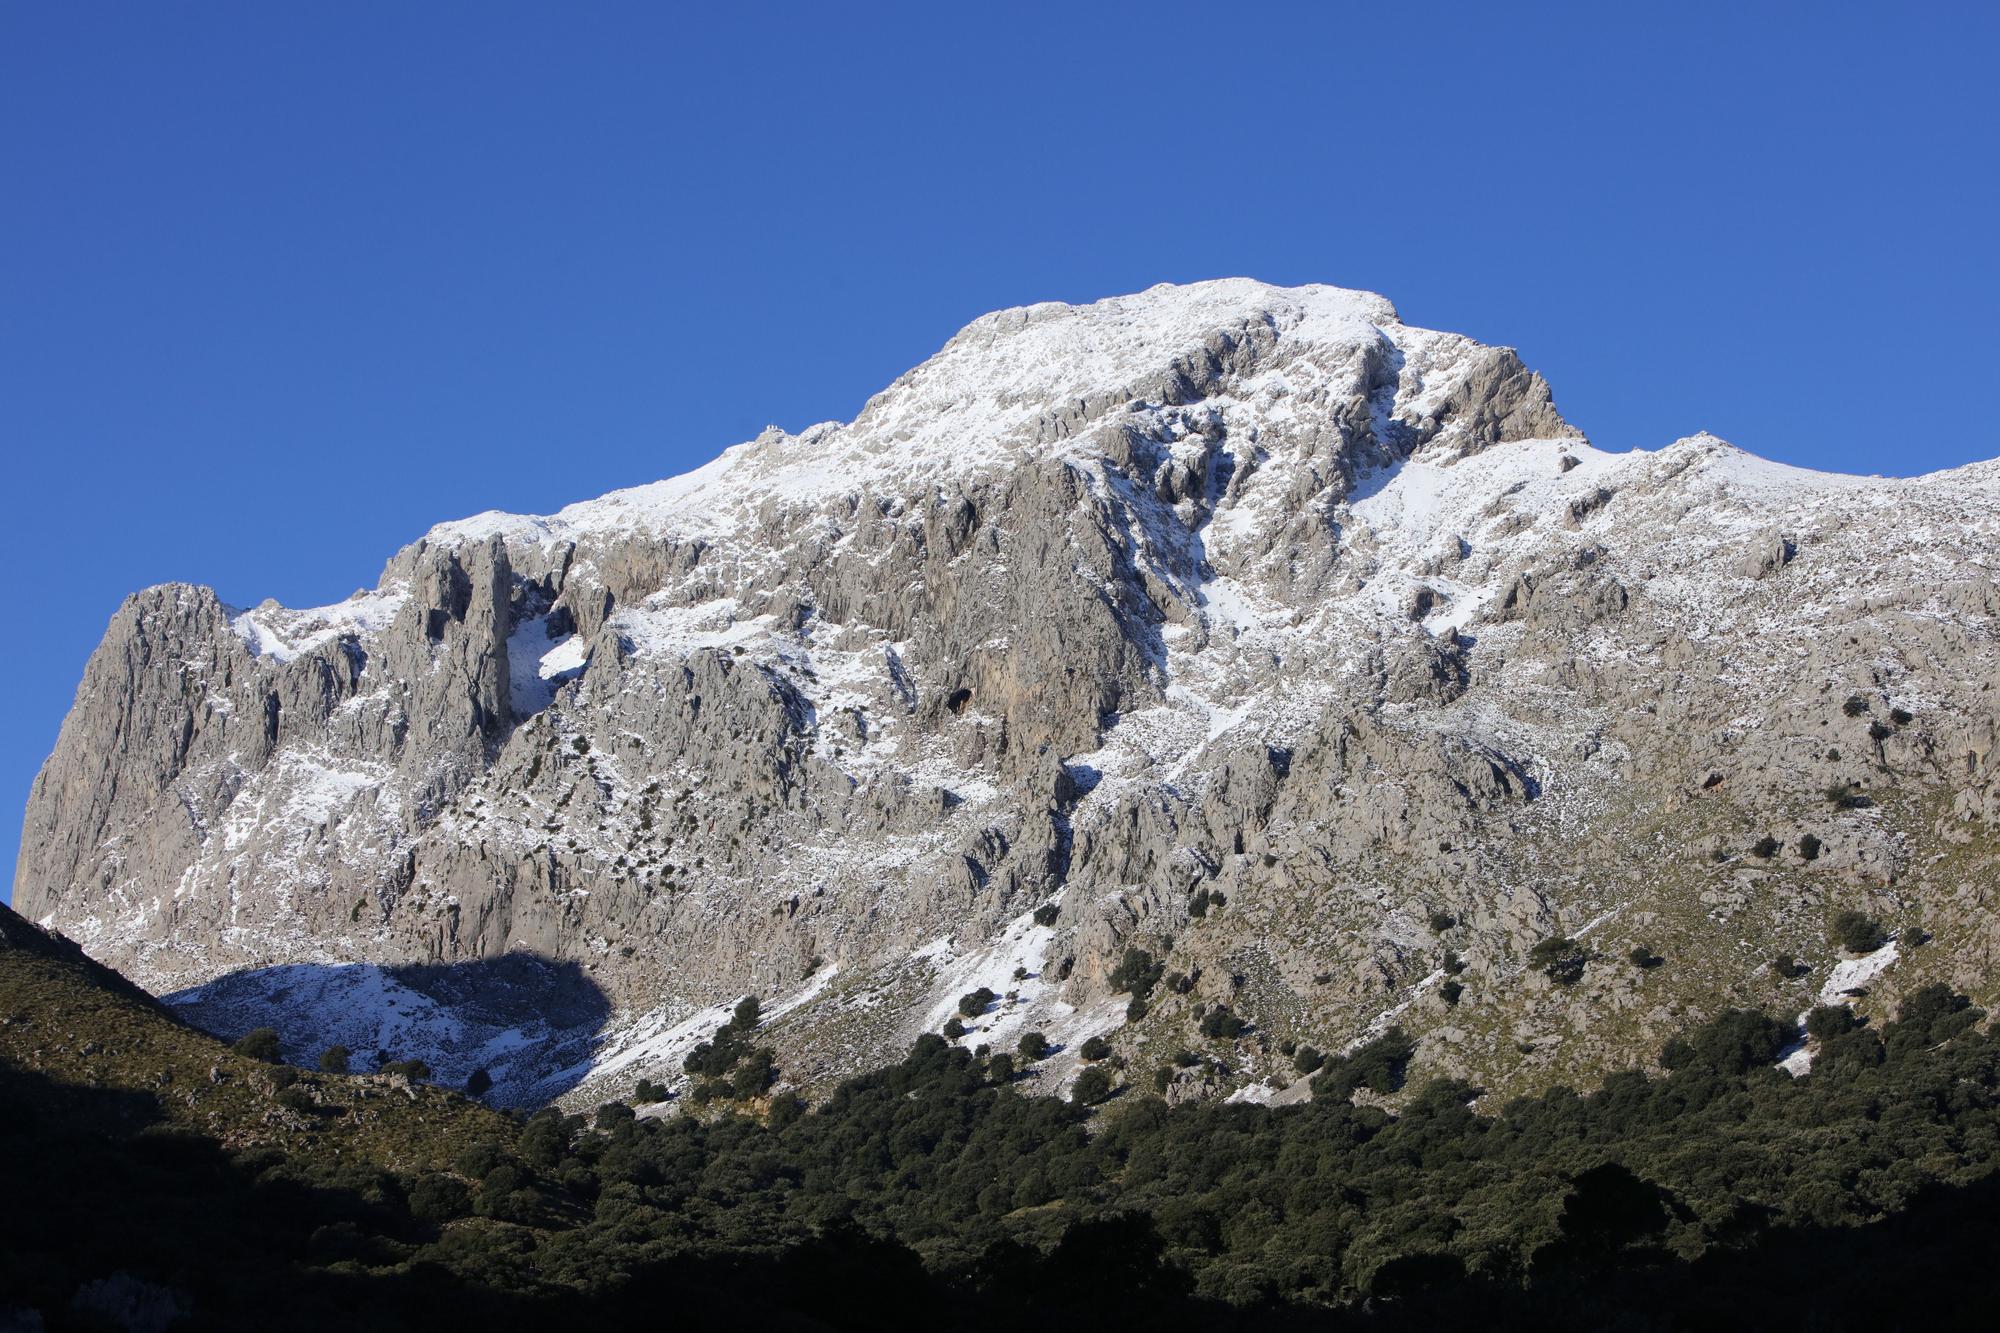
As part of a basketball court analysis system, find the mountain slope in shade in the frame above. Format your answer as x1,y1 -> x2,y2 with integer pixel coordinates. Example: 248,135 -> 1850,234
0,901 -> 515,1163
16,279 -> 2000,1106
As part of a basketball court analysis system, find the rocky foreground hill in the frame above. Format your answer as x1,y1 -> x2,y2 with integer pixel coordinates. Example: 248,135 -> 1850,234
15,279 -> 2000,1107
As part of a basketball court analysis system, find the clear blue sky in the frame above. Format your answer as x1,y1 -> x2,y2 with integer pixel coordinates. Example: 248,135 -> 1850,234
5,2 -> 1996,905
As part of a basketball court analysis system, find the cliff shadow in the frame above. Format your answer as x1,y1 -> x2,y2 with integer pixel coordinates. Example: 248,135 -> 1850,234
163,951 -> 610,1108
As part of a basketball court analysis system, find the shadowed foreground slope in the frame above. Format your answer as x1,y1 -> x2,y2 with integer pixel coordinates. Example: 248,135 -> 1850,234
9,900 -> 2000,1329
0,902 -> 519,1170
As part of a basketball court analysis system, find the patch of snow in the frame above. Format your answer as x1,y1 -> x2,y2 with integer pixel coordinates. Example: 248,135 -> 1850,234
919,908 -> 1060,1051
1777,1040 -> 1815,1077
165,960 -> 598,1107
1349,458 -> 1452,535
1198,576 -> 1266,635
581,962 -> 844,1094
1347,968 -> 1446,1050
611,598 -> 767,659
1778,939 -> 1902,1077
1697,436 -> 1880,497
1226,1080 -> 1288,1106
219,750 -> 392,853
1816,938 -> 1901,1004
506,614 -> 585,715
231,584 -> 409,663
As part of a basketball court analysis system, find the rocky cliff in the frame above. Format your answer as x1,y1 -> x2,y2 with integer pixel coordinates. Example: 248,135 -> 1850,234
17,280 -> 2000,1106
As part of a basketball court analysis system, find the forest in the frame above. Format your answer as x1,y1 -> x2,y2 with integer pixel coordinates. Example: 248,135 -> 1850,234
6,971 -> 2000,1330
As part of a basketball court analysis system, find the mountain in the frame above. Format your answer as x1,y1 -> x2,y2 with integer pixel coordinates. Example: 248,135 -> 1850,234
15,278 -> 2000,1108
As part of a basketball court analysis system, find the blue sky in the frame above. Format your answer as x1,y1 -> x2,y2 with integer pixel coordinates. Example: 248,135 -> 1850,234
4,2 -> 1996,905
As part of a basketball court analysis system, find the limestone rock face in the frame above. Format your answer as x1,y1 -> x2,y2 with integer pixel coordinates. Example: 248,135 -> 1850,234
16,280 -> 2000,1106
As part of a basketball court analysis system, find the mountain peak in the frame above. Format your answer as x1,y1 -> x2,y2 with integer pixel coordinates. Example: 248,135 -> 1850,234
423,280 -> 1575,555
944,277 -> 1404,351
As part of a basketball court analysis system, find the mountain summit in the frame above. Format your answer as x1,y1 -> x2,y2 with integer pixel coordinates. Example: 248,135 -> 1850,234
17,280 -> 2000,1106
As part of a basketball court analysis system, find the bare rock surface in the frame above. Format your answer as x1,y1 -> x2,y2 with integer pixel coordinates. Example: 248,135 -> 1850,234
16,279 -> 2000,1106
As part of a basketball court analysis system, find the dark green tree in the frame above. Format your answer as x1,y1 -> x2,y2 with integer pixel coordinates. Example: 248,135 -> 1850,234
1661,1009 -> 1790,1074
1806,1004 -> 1859,1042
517,1112 -> 570,1169
1199,1006 -> 1245,1040
1529,937 -> 1587,985
1828,909 -> 1885,954
731,1047 -> 776,1098
232,1027 -> 283,1063
407,1173 -> 471,1225
1072,1065 -> 1115,1106
1108,947 -> 1165,999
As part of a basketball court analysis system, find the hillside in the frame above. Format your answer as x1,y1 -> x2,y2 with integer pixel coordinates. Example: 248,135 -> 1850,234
0,901 -> 514,1170
8,897 -> 2000,1329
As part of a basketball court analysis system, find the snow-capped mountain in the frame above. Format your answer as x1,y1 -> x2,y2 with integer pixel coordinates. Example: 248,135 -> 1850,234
17,280 -> 2000,1105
